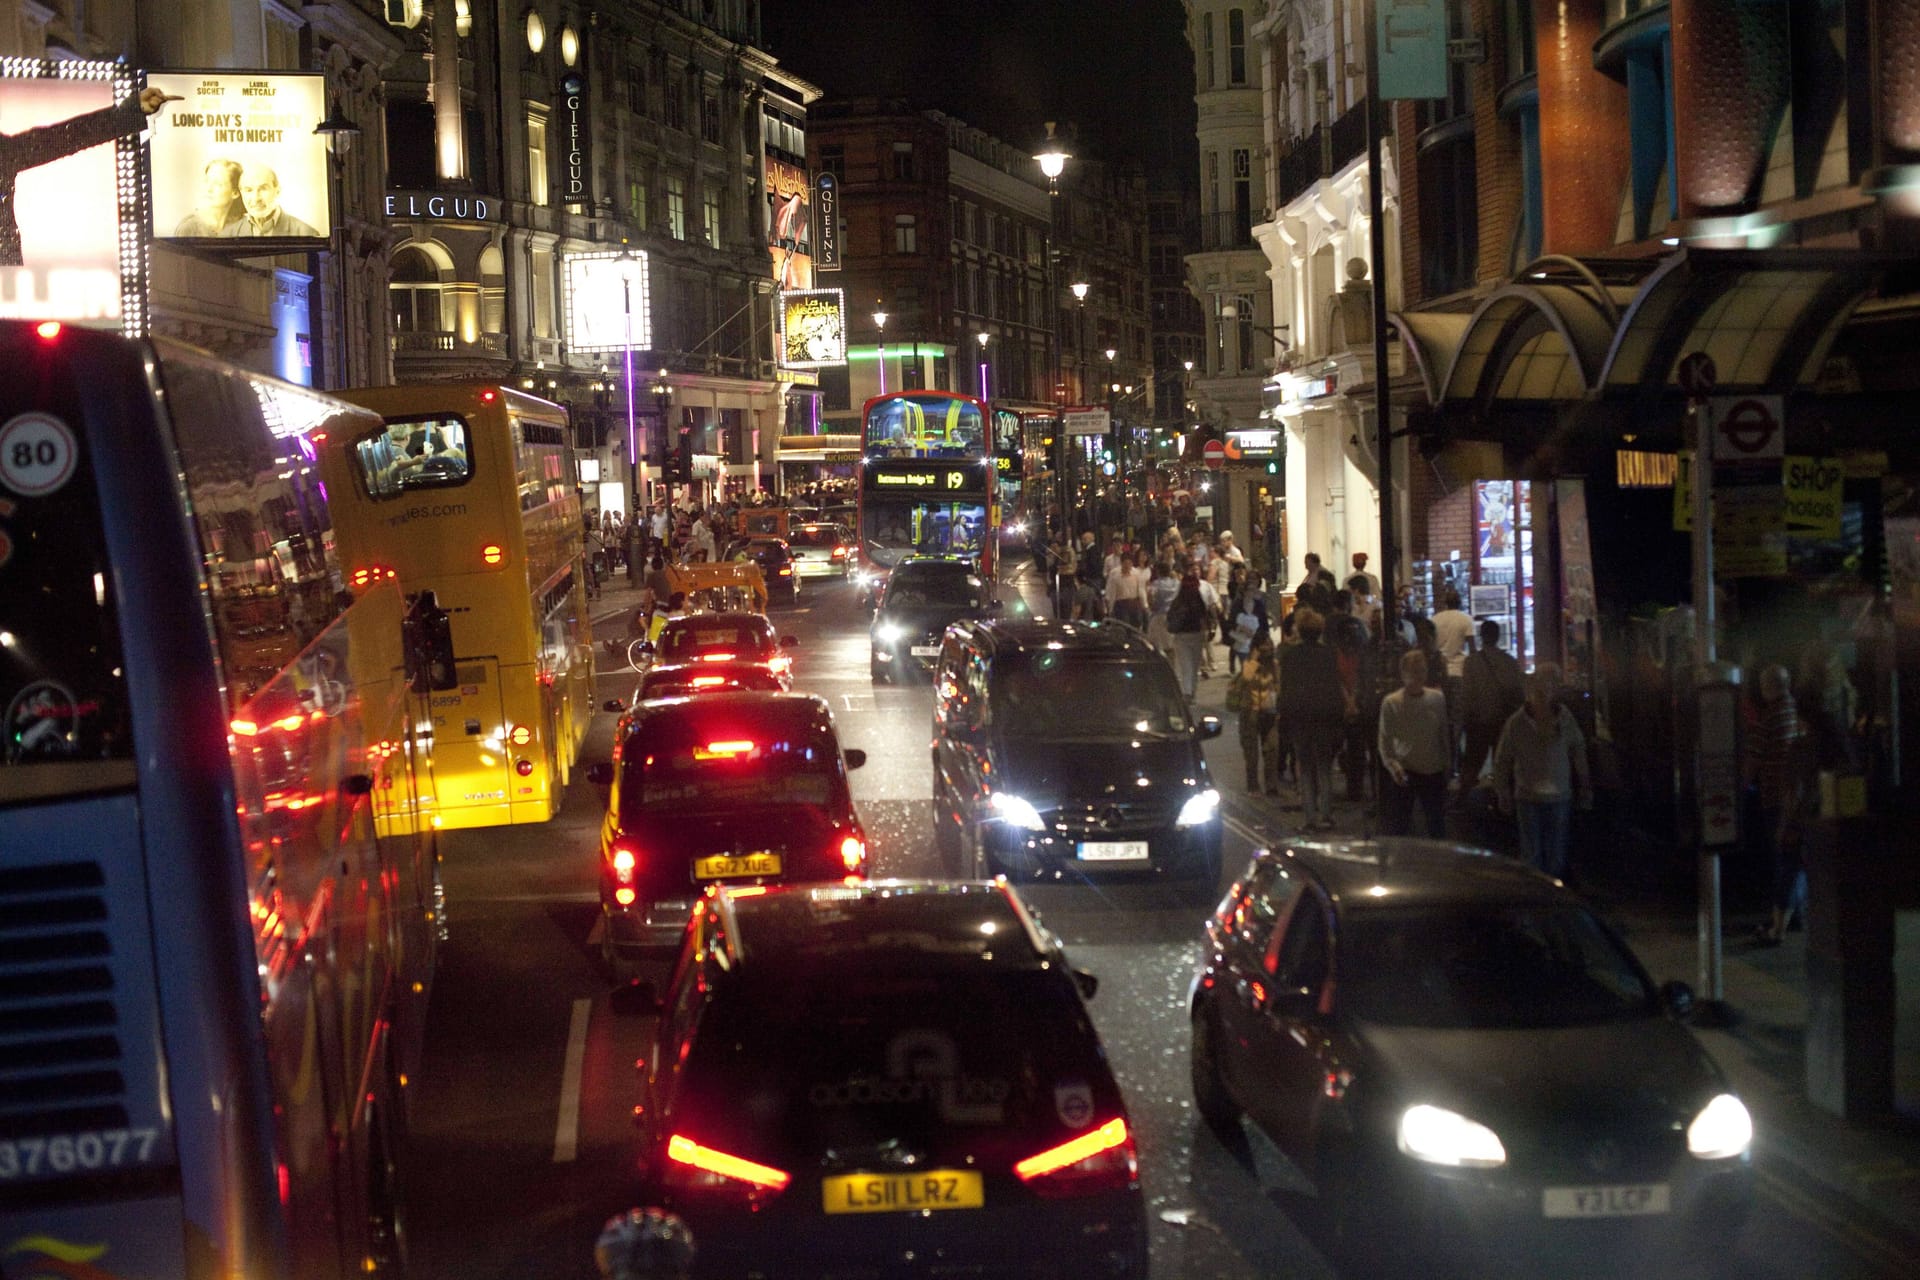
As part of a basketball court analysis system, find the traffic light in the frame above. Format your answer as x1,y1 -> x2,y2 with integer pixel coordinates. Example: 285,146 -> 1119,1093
667,432 -> 694,484
1266,459 -> 1279,475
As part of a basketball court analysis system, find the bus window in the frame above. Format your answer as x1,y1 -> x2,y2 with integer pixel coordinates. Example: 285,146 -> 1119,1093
354,414 -> 472,499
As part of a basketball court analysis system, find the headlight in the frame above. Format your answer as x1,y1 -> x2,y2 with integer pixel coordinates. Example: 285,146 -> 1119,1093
1175,788 -> 1220,827
989,792 -> 1047,832
1397,1104 -> 1507,1168
1687,1093 -> 1752,1159
874,622 -> 904,645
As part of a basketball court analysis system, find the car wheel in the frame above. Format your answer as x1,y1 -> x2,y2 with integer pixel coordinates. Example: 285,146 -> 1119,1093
1190,1006 -> 1241,1136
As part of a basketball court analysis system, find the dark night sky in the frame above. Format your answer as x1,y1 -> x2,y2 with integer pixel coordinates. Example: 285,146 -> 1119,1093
760,0 -> 1198,181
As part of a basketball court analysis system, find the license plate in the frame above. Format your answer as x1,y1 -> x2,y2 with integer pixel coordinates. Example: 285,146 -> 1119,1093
1077,840 -> 1149,862
910,645 -> 940,657
1542,1184 -> 1671,1218
821,1170 -> 984,1215
692,851 -> 782,879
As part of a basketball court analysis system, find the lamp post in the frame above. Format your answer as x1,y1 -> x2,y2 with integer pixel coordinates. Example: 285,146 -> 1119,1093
613,249 -> 643,541
652,366 -> 673,507
975,331 -> 990,400
873,307 -> 889,396
1036,124 -> 1071,537
312,104 -> 362,389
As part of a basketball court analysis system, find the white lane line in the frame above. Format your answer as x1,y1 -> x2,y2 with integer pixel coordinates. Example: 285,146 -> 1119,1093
552,997 -> 592,1163
1224,812 -> 1267,846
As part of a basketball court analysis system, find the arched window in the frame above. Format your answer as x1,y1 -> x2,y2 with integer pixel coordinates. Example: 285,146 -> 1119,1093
390,246 -> 443,333
479,245 -> 506,334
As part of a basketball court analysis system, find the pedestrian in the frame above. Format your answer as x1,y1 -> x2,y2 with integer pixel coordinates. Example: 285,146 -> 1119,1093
1225,565 -> 1268,675
1073,532 -> 1104,620
1459,618 -> 1525,783
1167,570 -> 1211,701
1350,550 -> 1381,601
1196,559 -> 1222,678
1325,589 -> 1373,802
1492,663 -> 1592,879
1280,608 -> 1345,831
1145,561 -> 1179,657
1229,633 -> 1281,795
1106,546 -> 1150,629
1430,588 -> 1475,766
1378,649 -> 1452,837
1747,664 -> 1811,945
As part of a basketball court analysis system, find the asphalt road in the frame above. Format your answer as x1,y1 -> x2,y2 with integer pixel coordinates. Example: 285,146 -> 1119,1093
398,571 -> 1912,1280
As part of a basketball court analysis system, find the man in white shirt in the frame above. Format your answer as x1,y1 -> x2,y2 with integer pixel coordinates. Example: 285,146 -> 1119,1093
1429,587 -> 1475,772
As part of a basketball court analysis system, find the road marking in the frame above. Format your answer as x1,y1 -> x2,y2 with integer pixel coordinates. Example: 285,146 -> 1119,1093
552,997 -> 591,1163
1756,1164 -> 1918,1278
1224,812 -> 1266,847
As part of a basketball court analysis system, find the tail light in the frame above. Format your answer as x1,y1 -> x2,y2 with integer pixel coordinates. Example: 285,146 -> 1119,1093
777,567 -> 792,576
612,847 -> 638,882
482,544 -> 505,566
514,758 -> 534,777
664,1134 -> 790,1201
35,320 -> 61,339
1014,1118 -> 1136,1199
839,834 -> 867,874
831,545 -> 848,559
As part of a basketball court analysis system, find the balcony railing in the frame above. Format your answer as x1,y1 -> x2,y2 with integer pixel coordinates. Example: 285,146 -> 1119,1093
1275,103 -> 1371,209
1198,209 -> 1256,252
391,330 -> 509,356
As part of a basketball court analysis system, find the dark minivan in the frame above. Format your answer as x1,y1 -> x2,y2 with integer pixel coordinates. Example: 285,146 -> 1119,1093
931,619 -> 1224,896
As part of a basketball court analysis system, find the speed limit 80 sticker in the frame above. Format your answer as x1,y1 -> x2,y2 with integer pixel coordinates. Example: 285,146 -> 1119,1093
0,411 -> 80,497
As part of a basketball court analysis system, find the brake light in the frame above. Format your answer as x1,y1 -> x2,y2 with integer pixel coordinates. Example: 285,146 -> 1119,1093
665,1134 -> 790,1194
612,848 -> 637,880
1013,1118 -> 1136,1198
230,719 -> 261,737
311,431 -> 328,443
690,675 -> 728,688
35,320 -> 60,339
482,544 -> 505,566
695,740 -> 755,760
839,834 -> 867,873
831,545 -> 848,559
699,652 -> 738,662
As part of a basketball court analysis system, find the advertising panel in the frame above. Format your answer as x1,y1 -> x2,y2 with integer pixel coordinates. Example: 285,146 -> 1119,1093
1376,0 -> 1450,101
778,288 -> 846,368
147,71 -> 328,243
0,61 -> 147,328
767,157 -> 812,290
564,250 -> 652,353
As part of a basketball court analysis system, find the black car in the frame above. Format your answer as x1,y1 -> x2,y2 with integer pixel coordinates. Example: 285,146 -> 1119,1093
729,537 -> 800,604
1189,839 -> 1755,1277
585,694 -> 867,973
649,611 -> 796,686
931,618 -> 1224,896
870,557 -> 1000,681
627,880 -> 1148,1280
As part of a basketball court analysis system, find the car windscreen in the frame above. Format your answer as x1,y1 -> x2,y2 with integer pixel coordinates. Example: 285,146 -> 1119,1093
1338,905 -> 1657,1029
885,567 -> 983,609
656,621 -> 773,664
991,655 -> 1192,737
620,729 -> 835,812
680,967 -> 1111,1157
788,526 -> 843,549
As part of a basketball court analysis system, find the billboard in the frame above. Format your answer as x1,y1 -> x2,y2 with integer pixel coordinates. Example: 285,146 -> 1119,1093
0,61 -> 148,329
147,72 -> 328,243
777,288 -> 846,368
564,249 -> 652,353
767,157 -> 812,290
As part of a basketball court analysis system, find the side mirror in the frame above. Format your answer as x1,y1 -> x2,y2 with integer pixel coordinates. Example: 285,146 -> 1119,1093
603,698 -> 626,713
1660,980 -> 1695,1019
843,748 -> 868,770
1198,715 -> 1224,740
780,634 -> 799,648
1072,968 -> 1099,1001
587,762 -> 615,786
609,978 -> 663,1017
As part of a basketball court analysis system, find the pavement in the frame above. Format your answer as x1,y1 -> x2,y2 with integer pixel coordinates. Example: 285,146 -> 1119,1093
588,549 -> 1920,1272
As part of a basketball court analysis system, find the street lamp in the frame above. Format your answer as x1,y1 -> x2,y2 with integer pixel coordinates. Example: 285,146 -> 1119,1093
1219,297 -> 1291,350
975,331 -> 990,400
312,103 -> 361,388
1036,124 -> 1072,538
614,248 -> 644,536
873,307 -> 889,395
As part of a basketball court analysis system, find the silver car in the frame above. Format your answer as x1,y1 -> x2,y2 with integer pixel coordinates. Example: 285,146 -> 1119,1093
783,521 -> 853,581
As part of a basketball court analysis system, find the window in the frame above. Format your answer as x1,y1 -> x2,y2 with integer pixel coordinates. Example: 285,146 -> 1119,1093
704,188 -> 722,247
526,111 -> 549,206
510,417 -> 568,512
818,144 -> 845,180
967,264 -> 980,312
892,141 -> 915,181
666,175 -> 686,240
1271,892 -> 1330,994
479,245 -> 505,334
701,94 -> 720,144
1235,293 -> 1256,372
265,5 -> 300,69
1201,12 -> 1215,90
666,75 -> 685,131
627,66 -> 648,116
1233,147 -> 1253,242
532,247 -> 555,336
894,213 -> 917,254
353,414 -> 473,500
1419,131 -> 1480,296
1228,9 -> 1247,85
389,246 -> 443,333
629,175 -> 649,229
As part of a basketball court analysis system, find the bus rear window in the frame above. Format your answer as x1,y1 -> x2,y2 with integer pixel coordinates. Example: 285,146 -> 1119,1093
354,414 -> 472,499
0,338 -> 134,798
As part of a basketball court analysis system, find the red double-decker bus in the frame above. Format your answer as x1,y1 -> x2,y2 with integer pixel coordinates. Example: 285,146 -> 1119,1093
854,391 -> 999,604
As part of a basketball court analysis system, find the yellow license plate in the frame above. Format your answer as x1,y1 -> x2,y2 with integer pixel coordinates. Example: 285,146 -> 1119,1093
692,851 -> 782,879
821,1170 -> 984,1215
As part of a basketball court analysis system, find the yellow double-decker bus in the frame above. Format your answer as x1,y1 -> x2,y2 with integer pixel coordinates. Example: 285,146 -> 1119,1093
321,383 -> 594,829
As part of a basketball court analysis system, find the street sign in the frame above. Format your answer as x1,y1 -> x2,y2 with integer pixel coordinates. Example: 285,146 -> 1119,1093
1062,407 -> 1110,437
1203,440 -> 1226,471
1676,351 -> 1718,397
1783,455 -> 1844,539
1709,395 -> 1784,461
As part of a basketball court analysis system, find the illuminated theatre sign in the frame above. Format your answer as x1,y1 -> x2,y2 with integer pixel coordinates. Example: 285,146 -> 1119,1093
384,191 -> 499,222
147,71 -> 329,245
0,58 -> 147,330
563,249 -> 653,354
777,288 -> 847,368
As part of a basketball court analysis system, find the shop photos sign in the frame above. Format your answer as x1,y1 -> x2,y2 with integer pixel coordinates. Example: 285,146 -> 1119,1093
0,59 -> 147,328
563,250 -> 652,353
778,288 -> 846,368
147,71 -> 328,243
